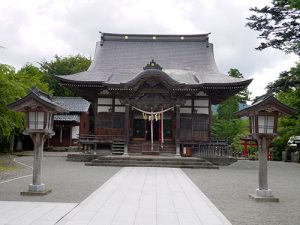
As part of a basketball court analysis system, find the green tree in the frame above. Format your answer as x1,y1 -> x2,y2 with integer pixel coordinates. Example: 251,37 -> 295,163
212,116 -> 245,144
267,63 -> 300,160
40,55 -> 91,96
267,62 -> 300,93
212,68 -> 251,147
228,68 -> 251,104
0,64 -> 50,151
217,96 -> 239,121
246,0 -> 300,55
217,68 -> 251,120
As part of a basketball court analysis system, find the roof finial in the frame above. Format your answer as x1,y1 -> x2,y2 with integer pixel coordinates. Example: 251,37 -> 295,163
143,59 -> 163,70
100,31 -> 104,46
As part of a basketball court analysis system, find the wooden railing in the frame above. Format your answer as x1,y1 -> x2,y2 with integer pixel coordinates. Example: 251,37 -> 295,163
181,139 -> 230,157
77,134 -> 124,152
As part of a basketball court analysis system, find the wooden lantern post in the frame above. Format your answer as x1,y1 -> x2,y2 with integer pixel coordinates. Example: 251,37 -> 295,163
8,88 -> 67,195
235,93 -> 296,202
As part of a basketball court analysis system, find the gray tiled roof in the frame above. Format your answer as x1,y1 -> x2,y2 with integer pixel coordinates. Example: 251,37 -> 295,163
57,33 -> 251,85
54,114 -> 80,122
235,93 -> 296,117
8,87 -> 68,114
52,97 -> 90,112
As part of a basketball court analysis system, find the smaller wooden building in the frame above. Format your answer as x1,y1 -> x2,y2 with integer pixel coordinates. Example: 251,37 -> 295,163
48,97 -> 91,148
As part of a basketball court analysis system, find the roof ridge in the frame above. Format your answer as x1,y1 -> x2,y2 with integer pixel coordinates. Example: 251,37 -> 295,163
100,32 -> 210,37
52,96 -> 84,99
100,32 -> 210,43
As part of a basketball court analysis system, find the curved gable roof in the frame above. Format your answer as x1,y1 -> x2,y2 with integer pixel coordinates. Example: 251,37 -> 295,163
7,88 -> 68,113
56,33 -> 252,87
235,94 -> 297,117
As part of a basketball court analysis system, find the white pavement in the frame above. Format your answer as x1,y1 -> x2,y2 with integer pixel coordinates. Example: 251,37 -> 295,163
57,167 -> 232,225
0,201 -> 76,225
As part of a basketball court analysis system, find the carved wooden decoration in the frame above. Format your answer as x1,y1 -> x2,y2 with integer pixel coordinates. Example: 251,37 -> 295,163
143,59 -> 163,70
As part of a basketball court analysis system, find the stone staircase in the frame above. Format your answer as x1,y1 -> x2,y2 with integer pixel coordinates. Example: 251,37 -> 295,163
111,140 -> 125,155
85,155 -> 218,169
129,141 -> 176,154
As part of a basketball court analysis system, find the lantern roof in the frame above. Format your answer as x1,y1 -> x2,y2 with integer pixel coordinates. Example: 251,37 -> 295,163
8,87 -> 68,114
235,93 -> 296,117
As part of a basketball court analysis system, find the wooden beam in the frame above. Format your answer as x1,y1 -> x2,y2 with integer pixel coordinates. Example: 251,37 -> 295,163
123,101 -> 129,155
175,103 -> 181,156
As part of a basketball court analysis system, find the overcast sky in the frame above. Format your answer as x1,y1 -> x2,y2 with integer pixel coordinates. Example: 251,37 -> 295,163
0,0 -> 298,99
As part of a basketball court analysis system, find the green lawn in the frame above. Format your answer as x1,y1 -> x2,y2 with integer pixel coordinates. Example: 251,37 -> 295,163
0,156 -> 17,172
0,165 -> 17,172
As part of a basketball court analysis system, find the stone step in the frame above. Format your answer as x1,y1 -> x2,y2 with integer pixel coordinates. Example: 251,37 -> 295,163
85,162 -> 218,169
128,145 -> 176,153
129,149 -> 175,153
92,159 -> 212,165
94,156 -> 207,162
111,148 -> 124,150
86,161 -> 215,167
112,140 -> 124,155
85,156 -> 218,169
111,152 -> 123,155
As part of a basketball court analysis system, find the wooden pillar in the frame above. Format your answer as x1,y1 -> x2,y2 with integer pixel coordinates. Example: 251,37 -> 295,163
123,102 -> 129,156
151,109 -> 154,151
175,104 -> 181,157
26,133 -> 47,193
69,126 -> 73,146
93,100 -> 98,135
208,98 -> 212,138
253,136 -> 276,199
258,137 -> 268,190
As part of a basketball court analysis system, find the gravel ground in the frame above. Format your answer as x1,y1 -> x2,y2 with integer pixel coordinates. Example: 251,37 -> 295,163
184,160 -> 300,225
1,156 -> 299,225
0,156 -> 120,203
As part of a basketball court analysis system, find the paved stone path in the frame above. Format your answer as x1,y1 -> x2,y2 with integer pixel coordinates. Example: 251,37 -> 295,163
57,167 -> 231,225
0,201 -> 76,225
2,156 -> 299,224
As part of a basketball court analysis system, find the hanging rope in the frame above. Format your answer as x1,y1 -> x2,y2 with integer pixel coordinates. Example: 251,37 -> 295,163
130,105 -> 172,149
131,105 -> 174,115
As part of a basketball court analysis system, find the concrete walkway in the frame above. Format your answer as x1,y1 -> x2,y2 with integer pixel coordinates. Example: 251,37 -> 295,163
57,167 -> 231,225
0,201 -> 76,225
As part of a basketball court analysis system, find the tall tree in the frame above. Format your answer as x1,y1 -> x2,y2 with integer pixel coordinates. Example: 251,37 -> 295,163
246,0 -> 300,55
266,63 -> 300,160
228,68 -> 251,104
0,64 -> 50,151
217,68 -> 251,120
40,55 -> 91,96
213,68 -> 251,146
267,62 -> 300,93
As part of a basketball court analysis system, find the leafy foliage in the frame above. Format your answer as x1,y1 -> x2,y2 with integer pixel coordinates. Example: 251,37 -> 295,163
217,96 -> 239,121
212,68 -> 251,149
0,64 -> 50,151
230,119 -> 251,154
246,0 -> 300,55
267,63 -> 300,160
40,55 -> 91,96
217,69 -> 251,121
267,62 -> 300,93
228,69 -> 251,104
0,55 -> 91,151
212,116 -> 247,145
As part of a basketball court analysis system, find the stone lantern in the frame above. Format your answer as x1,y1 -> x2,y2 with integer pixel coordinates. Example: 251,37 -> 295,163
8,88 -> 68,195
235,93 -> 296,202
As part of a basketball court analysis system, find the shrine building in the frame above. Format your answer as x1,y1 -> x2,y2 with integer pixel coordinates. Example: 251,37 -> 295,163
56,32 -> 252,156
